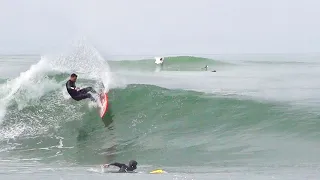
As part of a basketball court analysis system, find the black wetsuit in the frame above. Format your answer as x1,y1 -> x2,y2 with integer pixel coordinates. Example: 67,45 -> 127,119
66,80 -> 95,101
109,160 -> 137,173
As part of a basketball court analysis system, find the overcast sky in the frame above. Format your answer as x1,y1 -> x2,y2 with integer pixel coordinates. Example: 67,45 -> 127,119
0,0 -> 319,55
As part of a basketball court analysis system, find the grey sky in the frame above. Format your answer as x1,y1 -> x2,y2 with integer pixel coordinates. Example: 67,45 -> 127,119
0,0 -> 319,55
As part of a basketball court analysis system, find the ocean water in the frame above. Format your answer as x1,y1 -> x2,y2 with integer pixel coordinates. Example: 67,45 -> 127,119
0,45 -> 320,179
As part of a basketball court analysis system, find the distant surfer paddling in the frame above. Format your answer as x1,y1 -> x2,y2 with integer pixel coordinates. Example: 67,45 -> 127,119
103,160 -> 138,173
66,73 -> 97,101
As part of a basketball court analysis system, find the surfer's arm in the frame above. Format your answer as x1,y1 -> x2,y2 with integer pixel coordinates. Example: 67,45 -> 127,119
66,81 -> 73,89
108,162 -> 125,168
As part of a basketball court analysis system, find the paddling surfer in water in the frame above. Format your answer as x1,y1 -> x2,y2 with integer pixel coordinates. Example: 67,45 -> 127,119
103,160 -> 138,173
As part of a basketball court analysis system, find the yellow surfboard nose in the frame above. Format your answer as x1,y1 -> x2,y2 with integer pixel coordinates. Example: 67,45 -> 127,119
150,169 -> 164,174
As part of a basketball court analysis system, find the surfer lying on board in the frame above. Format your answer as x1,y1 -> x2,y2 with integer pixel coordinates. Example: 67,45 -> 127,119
66,73 -> 97,102
103,160 -> 138,173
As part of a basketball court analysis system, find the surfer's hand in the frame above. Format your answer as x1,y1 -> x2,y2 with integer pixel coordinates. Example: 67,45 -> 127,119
103,164 -> 109,168
76,87 -> 80,91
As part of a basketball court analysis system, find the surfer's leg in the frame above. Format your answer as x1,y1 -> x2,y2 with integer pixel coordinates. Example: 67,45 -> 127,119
73,93 -> 96,101
79,87 -> 96,94
78,88 -> 89,94
83,93 -> 96,102
88,93 -> 96,101
89,87 -> 97,93
82,93 -> 96,101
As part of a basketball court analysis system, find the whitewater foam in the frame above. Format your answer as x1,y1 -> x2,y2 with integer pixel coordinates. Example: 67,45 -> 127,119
0,57 -> 58,123
0,106 -> 4,124
0,123 -> 27,140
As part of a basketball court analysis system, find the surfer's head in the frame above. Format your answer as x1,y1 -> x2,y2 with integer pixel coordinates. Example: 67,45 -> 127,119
128,160 -> 137,169
70,73 -> 77,82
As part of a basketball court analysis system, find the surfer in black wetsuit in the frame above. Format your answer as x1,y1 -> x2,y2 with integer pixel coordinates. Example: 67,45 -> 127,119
66,73 -> 96,101
103,160 -> 138,173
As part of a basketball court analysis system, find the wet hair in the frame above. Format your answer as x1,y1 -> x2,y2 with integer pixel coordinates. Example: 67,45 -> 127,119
71,73 -> 77,78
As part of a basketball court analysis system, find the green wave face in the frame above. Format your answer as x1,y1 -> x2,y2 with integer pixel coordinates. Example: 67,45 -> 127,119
1,81 -> 319,166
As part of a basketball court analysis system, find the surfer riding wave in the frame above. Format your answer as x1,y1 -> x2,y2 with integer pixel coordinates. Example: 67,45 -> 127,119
66,73 -> 97,101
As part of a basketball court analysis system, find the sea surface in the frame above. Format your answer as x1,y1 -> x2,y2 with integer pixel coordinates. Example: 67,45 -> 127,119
1,45 -> 320,179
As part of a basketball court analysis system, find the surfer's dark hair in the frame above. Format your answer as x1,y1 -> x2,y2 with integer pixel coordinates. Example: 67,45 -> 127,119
71,73 -> 77,78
